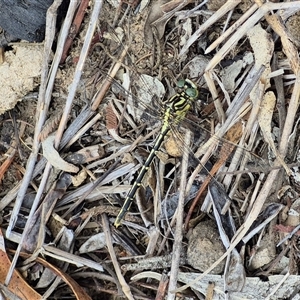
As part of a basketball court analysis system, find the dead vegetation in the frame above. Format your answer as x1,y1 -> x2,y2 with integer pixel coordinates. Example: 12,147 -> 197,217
1,0 -> 300,299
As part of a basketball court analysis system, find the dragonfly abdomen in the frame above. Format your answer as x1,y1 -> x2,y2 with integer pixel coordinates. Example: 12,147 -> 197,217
114,126 -> 170,227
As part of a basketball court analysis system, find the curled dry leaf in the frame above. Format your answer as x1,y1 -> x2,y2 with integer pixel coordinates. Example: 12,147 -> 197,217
208,182 -> 246,291
225,251 -> 246,292
42,135 -> 79,173
131,271 -> 162,281
39,111 -> 63,142
106,102 -> 128,144
133,74 -> 165,120
160,184 -> 198,220
36,227 -> 74,289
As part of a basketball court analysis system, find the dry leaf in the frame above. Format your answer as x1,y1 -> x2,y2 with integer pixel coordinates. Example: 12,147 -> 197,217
66,145 -> 105,164
16,251 -> 92,300
266,13 -> 299,74
247,23 -> 274,86
144,0 -> 193,45
36,228 -> 74,289
106,102 -> 128,144
258,91 -> 291,175
42,135 -> 79,173
79,232 -> 107,254
208,182 -> 245,291
144,0 -> 171,45
0,229 -> 42,300
23,173 -> 73,253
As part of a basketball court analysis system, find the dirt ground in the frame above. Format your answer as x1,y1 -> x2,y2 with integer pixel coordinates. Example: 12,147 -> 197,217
1,1 -> 300,299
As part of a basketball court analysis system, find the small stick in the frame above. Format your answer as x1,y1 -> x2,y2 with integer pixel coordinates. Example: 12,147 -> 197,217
167,131 -> 191,299
91,46 -> 128,111
60,0 -> 90,64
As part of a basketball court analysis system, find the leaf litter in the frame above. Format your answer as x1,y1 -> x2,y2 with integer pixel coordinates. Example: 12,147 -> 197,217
1,1 -> 300,299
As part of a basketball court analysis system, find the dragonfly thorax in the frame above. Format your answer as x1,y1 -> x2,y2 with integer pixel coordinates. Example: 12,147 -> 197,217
163,79 -> 199,125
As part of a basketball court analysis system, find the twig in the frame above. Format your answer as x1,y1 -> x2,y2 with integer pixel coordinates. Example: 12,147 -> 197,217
60,0 -> 90,64
64,112 -> 102,148
167,130 -> 191,299
91,45 -> 129,111
206,2 -> 300,73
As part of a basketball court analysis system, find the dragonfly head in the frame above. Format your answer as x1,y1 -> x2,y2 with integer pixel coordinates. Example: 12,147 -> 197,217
177,79 -> 199,100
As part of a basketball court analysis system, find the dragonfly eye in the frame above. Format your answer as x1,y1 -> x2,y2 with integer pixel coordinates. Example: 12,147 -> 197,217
185,87 -> 198,98
177,79 -> 185,88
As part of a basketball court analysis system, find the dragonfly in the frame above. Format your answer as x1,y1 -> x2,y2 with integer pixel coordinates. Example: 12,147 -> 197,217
114,79 -> 199,227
